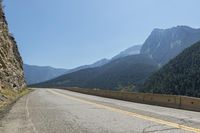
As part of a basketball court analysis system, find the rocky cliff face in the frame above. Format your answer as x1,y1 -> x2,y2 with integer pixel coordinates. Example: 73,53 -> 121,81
0,4 -> 26,90
112,45 -> 142,60
140,26 -> 200,65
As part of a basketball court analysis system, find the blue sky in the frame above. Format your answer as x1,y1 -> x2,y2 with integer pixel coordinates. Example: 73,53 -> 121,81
3,0 -> 200,69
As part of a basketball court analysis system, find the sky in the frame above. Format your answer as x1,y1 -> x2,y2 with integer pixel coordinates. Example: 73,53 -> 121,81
3,0 -> 200,69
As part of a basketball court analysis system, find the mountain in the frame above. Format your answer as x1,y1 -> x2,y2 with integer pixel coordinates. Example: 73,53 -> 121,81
65,45 -> 141,74
24,44 -> 140,85
66,58 -> 109,74
140,26 -> 200,65
24,64 -> 68,85
89,58 -> 110,67
0,4 -> 26,90
112,45 -> 142,60
142,41 -> 200,97
33,54 -> 159,90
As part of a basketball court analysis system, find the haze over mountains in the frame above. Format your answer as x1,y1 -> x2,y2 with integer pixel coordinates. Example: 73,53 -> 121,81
24,64 -> 68,85
32,26 -> 200,95
34,54 -> 158,90
25,26 -> 199,86
64,58 -> 110,75
25,44 -> 141,85
112,45 -> 142,60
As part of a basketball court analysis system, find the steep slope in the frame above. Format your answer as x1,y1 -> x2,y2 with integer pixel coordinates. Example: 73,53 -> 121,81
0,4 -> 26,90
112,45 -> 142,60
64,25 -> 199,77
34,55 -> 158,90
24,64 -> 68,85
85,55 -> 158,90
89,58 -> 110,68
66,58 -> 109,74
142,41 -> 200,97
65,45 -> 141,75
140,26 -> 200,65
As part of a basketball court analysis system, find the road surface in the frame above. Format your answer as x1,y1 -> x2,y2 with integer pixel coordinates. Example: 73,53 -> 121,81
0,88 -> 200,133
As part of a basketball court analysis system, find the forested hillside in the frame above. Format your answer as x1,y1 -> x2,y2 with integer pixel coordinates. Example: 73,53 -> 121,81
34,54 -> 158,90
142,41 -> 200,97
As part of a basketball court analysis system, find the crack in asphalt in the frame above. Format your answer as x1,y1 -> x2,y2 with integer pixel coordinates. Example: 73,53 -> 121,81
143,124 -> 178,133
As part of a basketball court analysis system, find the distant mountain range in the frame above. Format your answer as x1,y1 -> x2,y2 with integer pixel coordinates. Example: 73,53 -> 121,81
24,64 -> 68,85
65,58 -> 110,75
27,26 -> 200,93
142,41 -> 200,98
62,45 -> 142,75
25,44 -> 141,85
141,26 -> 200,65
33,54 -> 159,90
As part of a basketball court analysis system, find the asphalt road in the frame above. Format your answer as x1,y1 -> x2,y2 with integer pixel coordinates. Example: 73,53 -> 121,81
0,88 -> 200,133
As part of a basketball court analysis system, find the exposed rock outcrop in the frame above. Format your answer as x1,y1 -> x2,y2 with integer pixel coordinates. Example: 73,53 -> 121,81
140,26 -> 200,65
0,3 -> 26,90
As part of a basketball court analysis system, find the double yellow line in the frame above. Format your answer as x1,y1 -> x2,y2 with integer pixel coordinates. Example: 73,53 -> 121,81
48,90 -> 200,133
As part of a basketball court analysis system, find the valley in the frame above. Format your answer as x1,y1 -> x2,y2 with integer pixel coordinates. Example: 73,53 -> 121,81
0,1 -> 200,133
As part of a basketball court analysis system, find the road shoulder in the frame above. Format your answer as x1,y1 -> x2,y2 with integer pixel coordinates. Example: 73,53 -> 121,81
0,88 -> 32,120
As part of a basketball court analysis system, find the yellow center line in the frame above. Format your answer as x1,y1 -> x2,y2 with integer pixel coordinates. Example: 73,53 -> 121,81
48,90 -> 200,133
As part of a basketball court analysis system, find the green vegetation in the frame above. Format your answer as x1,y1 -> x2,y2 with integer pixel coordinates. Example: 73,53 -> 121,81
142,41 -> 200,97
33,54 -> 159,91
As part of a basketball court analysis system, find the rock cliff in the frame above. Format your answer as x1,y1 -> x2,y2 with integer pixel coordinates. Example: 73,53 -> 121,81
140,26 -> 200,65
0,3 -> 26,90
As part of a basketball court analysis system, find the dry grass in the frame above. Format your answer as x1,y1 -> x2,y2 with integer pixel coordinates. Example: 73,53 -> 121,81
0,88 -> 32,108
